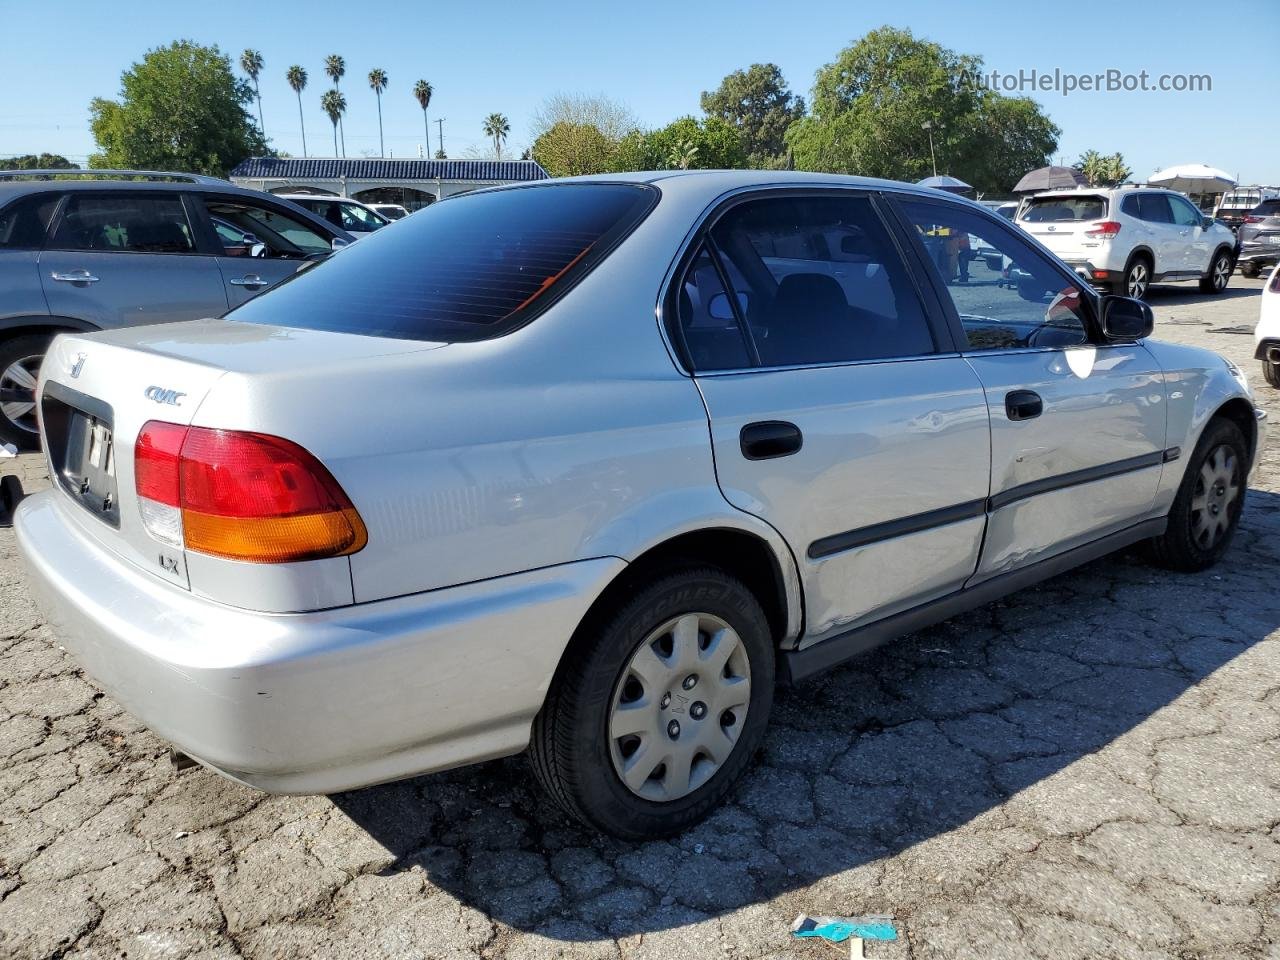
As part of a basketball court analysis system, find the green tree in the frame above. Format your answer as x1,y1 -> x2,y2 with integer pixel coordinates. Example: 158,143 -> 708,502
0,154 -> 79,170
287,65 -> 308,156
240,49 -> 264,137
321,89 -> 346,158
89,40 -> 266,176
1078,149 -> 1132,187
368,68 -> 388,156
413,80 -> 433,156
786,26 -> 1058,194
531,121 -> 615,177
482,113 -> 510,158
643,116 -> 746,170
700,63 -> 805,166
324,54 -> 346,156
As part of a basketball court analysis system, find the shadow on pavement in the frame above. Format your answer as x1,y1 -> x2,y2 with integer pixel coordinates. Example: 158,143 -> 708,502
333,487 -> 1280,938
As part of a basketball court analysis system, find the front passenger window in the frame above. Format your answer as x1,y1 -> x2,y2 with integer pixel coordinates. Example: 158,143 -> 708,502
202,199 -> 331,258
900,200 -> 1089,351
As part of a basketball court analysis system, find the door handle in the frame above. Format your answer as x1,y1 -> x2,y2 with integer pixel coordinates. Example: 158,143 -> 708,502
50,270 -> 99,283
740,421 -> 803,460
1005,390 -> 1043,421
228,274 -> 267,288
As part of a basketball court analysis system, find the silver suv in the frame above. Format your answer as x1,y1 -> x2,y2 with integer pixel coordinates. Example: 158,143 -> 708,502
14,172 -> 1265,838
1017,186 -> 1237,299
0,170 -> 351,447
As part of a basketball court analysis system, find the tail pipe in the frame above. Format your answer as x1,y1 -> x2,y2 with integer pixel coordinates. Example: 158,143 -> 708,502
1267,346 -> 1280,365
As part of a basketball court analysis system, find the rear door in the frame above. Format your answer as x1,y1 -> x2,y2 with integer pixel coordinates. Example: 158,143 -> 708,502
896,197 -> 1166,581
1133,192 -> 1180,275
680,190 -> 992,643
39,191 -> 227,329
190,194 -> 336,308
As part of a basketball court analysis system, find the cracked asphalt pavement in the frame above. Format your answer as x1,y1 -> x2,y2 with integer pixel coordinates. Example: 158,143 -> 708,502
2,278 -> 1278,959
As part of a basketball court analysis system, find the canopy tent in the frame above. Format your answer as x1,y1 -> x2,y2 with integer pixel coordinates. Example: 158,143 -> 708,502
1013,166 -> 1087,193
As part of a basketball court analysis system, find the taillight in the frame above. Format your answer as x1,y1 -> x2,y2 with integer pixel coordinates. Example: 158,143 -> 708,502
1243,215 -> 1263,224
1084,221 -> 1122,239
1271,269 -> 1280,293
134,421 -> 367,563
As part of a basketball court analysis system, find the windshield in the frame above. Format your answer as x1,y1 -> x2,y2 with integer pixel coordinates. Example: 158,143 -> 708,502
340,202 -> 389,231
1022,195 -> 1108,222
228,183 -> 658,342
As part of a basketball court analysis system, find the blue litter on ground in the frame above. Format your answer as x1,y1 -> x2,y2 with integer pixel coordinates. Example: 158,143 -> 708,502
791,914 -> 898,942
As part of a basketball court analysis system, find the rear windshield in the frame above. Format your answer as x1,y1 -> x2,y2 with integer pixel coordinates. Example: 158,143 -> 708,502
1252,200 -> 1280,216
229,183 -> 657,342
1022,195 -> 1108,222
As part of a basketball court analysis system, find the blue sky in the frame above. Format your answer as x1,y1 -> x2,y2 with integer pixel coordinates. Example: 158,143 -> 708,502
2,0 -> 1277,185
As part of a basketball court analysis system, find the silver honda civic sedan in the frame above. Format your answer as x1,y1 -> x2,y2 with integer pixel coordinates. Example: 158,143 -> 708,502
15,171 -> 1266,838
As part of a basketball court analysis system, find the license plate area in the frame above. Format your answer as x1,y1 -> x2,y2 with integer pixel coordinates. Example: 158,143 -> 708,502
41,381 -> 120,528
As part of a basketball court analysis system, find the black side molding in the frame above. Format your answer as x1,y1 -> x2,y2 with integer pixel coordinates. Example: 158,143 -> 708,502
987,451 -> 1165,511
808,498 -> 987,560
781,517 -> 1167,685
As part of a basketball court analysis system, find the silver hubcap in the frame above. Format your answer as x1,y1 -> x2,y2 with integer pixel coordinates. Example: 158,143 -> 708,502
1190,444 -> 1240,549
1213,257 -> 1229,290
1128,263 -> 1148,297
0,354 -> 41,434
608,612 -> 751,802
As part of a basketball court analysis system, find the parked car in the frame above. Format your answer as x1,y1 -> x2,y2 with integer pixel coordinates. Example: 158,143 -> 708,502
1214,187 -> 1280,233
1254,262 -> 1280,387
1017,186 -> 1237,299
14,171 -> 1265,839
0,169 -> 353,447
1237,199 -> 1280,278
367,202 -> 410,221
277,194 -> 391,236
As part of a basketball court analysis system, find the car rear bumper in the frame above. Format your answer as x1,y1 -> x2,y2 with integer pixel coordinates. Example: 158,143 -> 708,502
15,490 -> 623,794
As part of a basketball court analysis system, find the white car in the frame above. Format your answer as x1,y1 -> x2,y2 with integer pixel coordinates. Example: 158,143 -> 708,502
1255,262 -> 1280,387
367,203 -> 409,221
1017,186 -> 1237,299
277,194 -> 391,237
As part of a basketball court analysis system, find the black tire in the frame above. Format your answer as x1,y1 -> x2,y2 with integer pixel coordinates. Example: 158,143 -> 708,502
0,474 -> 23,516
1147,418 -> 1248,572
1263,361 -> 1280,389
0,333 -> 53,450
530,566 -> 774,839
1199,249 -> 1233,294
1241,262 -> 1260,279
1122,255 -> 1151,299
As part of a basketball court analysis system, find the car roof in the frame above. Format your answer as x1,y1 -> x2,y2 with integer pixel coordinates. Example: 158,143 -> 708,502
0,178 -> 292,202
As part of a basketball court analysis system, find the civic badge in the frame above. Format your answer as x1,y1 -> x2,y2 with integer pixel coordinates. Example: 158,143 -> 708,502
69,352 -> 87,378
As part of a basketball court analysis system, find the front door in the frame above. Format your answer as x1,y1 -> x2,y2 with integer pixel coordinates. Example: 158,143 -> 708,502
676,192 -> 992,643
39,191 -> 227,329
1168,192 -> 1213,275
193,194 -> 336,308
897,197 -> 1167,582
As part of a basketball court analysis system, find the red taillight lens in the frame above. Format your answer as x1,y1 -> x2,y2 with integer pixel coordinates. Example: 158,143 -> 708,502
134,421 -> 367,563
1084,220 -> 1122,239
1243,215 -> 1263,224
1271,269 -> 1280,293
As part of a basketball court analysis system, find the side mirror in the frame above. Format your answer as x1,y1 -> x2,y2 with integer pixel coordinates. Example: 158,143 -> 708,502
248,242 -> 266,258
331,237 -> 351,251
1202,216 -> 1215,230
1101,295 -> 1154,341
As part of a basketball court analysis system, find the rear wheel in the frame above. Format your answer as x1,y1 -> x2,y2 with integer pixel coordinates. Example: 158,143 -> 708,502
530,566 -> 774,839
1241,262 -> 1260,279
1199,249 -> 1232,294
1263,361 -> 1280,389
1147,418 -> 1248,572
1123,256 -> 1151,299
0,334 -> 52,450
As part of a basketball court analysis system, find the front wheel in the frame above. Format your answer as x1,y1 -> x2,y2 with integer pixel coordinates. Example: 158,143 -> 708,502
530,567 -> 774,839
1147,418 -> 1248,572
1199,249 -> 1233,294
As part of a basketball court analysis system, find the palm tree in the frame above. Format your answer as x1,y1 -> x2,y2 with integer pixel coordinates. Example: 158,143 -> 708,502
321,90 -> 347,158
286,65 -> 308,157
368,68 -> 389,157
413,80 -> 433,157
240,49 -> 265,137
482,113 -> 510,159
324,55 -> 346,157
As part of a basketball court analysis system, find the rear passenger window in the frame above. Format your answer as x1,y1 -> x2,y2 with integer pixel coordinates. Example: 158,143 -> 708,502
674,245 -> 752,371
1136,194 -> 1174,224
705,195 -> 935,368
51,194 -> 195,253
0,193 -> 59,249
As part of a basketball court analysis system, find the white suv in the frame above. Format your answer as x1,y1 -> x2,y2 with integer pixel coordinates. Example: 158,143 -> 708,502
1017,186 -> 1237,299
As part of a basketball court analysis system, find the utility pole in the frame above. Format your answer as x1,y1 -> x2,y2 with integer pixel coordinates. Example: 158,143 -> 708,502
435,118 -> 445,158
921,121 -> 938,177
